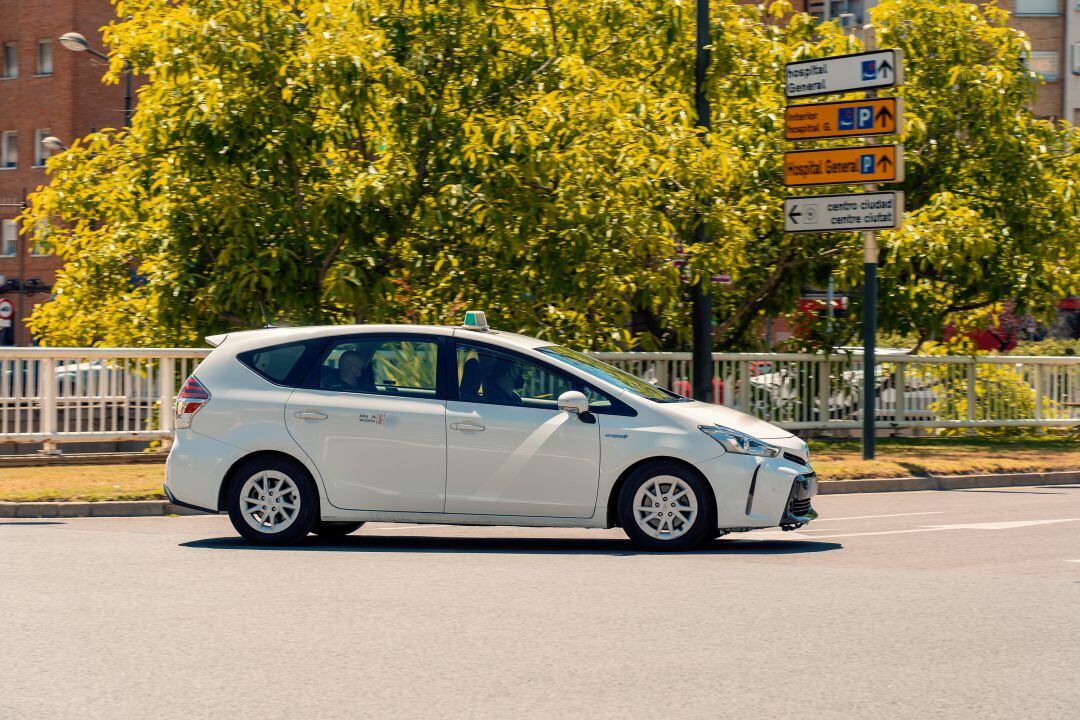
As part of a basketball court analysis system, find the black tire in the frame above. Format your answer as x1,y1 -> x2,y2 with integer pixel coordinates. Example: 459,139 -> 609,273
312,521 -> 365,539
226,456 -> 319,545
618,461 -> 715,551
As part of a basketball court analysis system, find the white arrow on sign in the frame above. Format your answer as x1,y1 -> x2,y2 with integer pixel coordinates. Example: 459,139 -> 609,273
785,49 -> 903,98
784,191 -> 904,234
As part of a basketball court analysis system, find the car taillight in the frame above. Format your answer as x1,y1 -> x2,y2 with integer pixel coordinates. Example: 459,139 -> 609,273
175,376 -> 211,429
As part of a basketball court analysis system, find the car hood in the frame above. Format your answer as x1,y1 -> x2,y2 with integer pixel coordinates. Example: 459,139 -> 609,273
662,401 -> 795,440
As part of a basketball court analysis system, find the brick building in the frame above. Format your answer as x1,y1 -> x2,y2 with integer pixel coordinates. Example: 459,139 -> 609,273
0,0 -> 125,345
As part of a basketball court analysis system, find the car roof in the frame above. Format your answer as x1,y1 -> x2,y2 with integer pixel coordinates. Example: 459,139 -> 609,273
209,324 -> 555,353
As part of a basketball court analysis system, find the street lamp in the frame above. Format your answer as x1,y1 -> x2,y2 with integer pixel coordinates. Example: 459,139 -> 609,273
58,31 -> 133,127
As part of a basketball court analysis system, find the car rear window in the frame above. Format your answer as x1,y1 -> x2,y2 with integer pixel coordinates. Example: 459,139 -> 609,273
238,340 -> 324,386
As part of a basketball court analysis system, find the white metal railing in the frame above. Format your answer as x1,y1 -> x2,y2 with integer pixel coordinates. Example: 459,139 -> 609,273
0,348 -> 211,452
1,348 -> 1078,452
594,352 -> 1080,430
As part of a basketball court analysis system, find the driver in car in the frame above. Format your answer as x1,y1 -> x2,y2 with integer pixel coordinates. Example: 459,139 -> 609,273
484,359 -> 525,406
328,348 -> 376,393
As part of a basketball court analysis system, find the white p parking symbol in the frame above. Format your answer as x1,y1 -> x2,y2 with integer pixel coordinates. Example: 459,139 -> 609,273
857,106 -> 874,130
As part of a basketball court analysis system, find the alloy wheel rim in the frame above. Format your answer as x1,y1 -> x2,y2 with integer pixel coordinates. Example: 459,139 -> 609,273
240,470 -> 301,534
633,475 -> 698,540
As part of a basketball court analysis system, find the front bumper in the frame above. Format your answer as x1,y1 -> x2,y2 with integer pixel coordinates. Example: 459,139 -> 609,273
780,473 -> 818,530
696,452 -> 818,530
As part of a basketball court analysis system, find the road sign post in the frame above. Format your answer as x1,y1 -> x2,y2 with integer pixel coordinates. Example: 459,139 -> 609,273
784,191 -> 903,233
785,49 -> 903,98
782,48 -> 905,460
785,97 -> 903,141
784,145 -> 904,186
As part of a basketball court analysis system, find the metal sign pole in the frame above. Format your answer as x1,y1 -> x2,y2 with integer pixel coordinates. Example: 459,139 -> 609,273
861,48 -> 879,460
691,0 -> 712,402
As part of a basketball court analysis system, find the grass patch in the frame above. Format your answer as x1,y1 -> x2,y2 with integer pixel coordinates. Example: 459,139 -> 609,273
1,435 -> 1078,501
809,436 -> 1080,480
0,465 -> 166,502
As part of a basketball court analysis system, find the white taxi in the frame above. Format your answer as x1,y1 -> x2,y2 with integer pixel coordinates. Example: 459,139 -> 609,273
165,313 -> 817,550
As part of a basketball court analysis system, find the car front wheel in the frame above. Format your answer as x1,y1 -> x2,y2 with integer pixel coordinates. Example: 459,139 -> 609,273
227,457 -> 319,545
618,462 -> 715,551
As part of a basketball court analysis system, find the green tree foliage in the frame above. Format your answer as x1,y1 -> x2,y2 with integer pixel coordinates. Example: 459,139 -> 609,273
22,0 -> 1079,349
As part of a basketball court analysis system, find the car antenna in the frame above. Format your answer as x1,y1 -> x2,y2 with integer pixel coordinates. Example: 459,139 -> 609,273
257,300 -> 276,329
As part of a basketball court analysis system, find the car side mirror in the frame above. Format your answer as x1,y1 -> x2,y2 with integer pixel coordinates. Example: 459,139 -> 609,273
557,390 -> 589,415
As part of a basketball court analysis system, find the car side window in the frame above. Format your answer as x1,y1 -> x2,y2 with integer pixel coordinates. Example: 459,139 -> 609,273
457,344 -> 574,410
238,340 -> 325,387
317,338 -> 439,399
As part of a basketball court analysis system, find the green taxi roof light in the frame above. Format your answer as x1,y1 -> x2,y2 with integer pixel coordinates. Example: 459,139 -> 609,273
462,311 -> 489,331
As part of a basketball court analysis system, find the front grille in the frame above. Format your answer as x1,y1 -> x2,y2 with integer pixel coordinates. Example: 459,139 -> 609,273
783,452 -> 808,466
788,497 -> 813,517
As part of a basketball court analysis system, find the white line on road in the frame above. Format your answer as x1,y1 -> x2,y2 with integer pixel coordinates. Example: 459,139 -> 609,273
816,511 -> 945,522
809,518 -> 1079,539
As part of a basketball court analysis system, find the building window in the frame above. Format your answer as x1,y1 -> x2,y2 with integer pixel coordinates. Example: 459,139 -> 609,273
1,131 -> 15,168
33,129 -> 52,166
1026,51 -> 1060,82
1013,0 -> 1062,15
1,220 -> 16,257
807,1 -> 865,25
36,40 -> 52,76
1,42 -> 17,79
1072,43 -> 1080,75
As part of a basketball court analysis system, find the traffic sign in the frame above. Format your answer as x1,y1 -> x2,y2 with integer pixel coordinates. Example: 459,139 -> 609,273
0,299 -> 12,319
785,49 -> 903,99
784,191 -> 904,234
785,97 -> 902,141
783,145 -> 904,187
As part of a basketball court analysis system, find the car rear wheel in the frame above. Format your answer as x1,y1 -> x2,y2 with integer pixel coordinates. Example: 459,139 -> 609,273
618,462 -> 714,551
312,521 -> 364,539
227,457 -> 318,545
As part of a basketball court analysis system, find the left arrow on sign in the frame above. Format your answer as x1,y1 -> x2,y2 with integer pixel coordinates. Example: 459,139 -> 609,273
787,205 -> 802,223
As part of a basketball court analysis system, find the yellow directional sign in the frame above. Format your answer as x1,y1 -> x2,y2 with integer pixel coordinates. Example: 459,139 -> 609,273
783,145 -> 904,187
785,98 -> 903,141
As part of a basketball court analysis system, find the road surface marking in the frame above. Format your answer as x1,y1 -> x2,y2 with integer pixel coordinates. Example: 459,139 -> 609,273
810,518 -> 1079,539
820,512 -> 945,522
927,519 -> 1079,531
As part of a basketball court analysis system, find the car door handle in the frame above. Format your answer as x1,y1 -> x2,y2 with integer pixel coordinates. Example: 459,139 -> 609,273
294,410 -> 328,421
450,422 -> 485,432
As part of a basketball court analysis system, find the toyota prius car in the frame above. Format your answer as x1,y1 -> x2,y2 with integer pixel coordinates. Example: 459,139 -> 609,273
165,312 -> 817,550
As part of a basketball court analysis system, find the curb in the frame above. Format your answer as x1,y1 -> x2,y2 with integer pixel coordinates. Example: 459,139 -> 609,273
0,500 -> 206,519
818,469 -> 1080,494
0,453 -> 168,469
2,471 -> 1078,518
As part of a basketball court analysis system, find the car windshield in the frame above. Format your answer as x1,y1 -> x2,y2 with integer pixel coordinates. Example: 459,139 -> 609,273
537,346 -> 690,402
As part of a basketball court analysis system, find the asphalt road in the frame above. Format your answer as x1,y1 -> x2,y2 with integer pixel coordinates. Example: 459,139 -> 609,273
2,485 -> 1079,720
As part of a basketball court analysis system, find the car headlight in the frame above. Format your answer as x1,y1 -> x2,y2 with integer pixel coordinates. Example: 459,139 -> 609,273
699,425 -> 781,458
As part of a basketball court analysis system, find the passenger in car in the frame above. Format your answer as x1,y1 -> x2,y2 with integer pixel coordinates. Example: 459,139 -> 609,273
329,349 -> 376,393
483,358 -> 524,406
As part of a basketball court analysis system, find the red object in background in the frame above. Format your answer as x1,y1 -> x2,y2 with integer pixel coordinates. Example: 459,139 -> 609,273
673,378 -> 691,397
943,306 -> 1023,352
